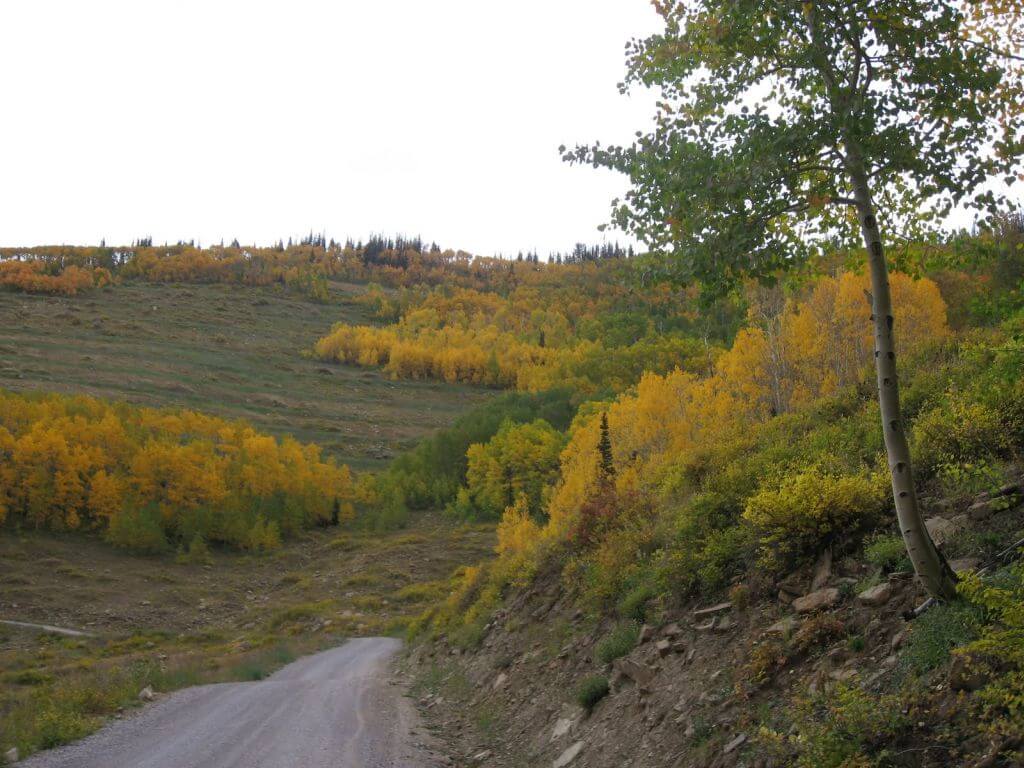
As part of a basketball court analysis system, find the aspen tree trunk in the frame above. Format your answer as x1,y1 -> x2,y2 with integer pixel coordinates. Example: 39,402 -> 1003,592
845,145 -> 959,601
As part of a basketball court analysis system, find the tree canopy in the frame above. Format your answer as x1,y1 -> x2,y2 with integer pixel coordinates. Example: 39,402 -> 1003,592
565,0 -> 1022,296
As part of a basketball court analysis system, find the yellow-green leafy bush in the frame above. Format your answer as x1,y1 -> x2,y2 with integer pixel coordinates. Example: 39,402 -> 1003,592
956,563 -> 1024,743
743,466 -> 887,569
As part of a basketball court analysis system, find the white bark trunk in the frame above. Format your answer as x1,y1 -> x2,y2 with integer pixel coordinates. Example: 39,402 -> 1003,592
845,145 -> 959,601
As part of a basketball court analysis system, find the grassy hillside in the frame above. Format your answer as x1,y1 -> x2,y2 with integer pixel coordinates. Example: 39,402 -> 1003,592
0,281 -> 489,470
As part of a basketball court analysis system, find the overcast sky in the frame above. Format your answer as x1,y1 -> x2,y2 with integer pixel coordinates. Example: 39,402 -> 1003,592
0,1 -> 660,255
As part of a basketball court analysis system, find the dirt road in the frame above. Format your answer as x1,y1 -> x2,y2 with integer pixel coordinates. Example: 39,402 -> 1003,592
19,637 -> 436,768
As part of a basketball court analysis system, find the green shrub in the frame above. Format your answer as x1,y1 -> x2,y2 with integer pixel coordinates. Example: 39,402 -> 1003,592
380,389 -> 575,517
105,504 -> 168,554
695,526 -> 752,591
900,600 -> 983,676
455,418 -> 566,521
765,684 -> 906,768
176,533 -> 213,565
936,459 -> 1007,501
34,704 -> 94,749
911,397 -> 1007,476
3,669 -> 52,686
595,622 -> 640,665
863,534 -> 911,574
990,378 -> 1024,448
575,675 -> 610,712
651,493 -> 751,599
956,563 -> 1024,734
743,467 -> 887,570
616,583 -> 657,624
245,516 -> 281,552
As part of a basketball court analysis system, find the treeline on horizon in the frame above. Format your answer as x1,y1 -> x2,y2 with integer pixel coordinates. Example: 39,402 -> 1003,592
0,233 -> 636,298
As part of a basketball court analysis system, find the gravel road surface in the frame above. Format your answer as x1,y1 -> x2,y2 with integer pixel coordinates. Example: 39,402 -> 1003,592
19,637 -> 433,768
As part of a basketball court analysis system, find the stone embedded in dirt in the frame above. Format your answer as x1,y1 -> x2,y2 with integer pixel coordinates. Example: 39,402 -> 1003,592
138,685 -> 155,702
550,717 -> 574,742
553,740 -> 584,768
615,658 -> 656,687
655,639 -> 672,657
493,672 -> 508,691
765,617 -> 799,636
857,582 -> 893,607
950,557 -> 982,573
638,624 -> 653,643
811,549 -> 833,590
5,747 -> 18,764
723,733 -> 747,754
714,616 -> 736,632
891,629 -> 908,651
778,571 -> 807,598
671,641 -> 688,654
792,587 -> 840,614
662,622 -> 683,638
968,499 -> 997,521
924,516 -> 961,546
694,618 -> 717,632
472,749 -> 492,762
949,653 -> 989,692
693,601 -> 732,619
829,668 -> 859,682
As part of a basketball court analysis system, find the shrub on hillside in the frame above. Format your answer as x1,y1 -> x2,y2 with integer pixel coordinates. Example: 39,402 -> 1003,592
176,533 -> 213,565
105,505 -> 169,554
455,418 -> 565,521
743,466 -> 887,571
595,622 -> 640,664
911,397 -> 1007,477
956,563 -> 1024,739
616,581 -> 658,624
575,675 -> 610,712
365,389 -> 574,528
900,600 -> 983,676
863,533 -> 911,574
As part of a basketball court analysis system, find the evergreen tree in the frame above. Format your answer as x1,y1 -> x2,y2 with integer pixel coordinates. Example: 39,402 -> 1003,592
598,412 -> 615,480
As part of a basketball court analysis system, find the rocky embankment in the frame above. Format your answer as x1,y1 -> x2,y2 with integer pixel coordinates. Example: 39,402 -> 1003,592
405,478 -> 1023,768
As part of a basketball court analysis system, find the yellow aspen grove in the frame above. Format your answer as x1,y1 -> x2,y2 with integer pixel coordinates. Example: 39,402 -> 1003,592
0,390 -> 355,550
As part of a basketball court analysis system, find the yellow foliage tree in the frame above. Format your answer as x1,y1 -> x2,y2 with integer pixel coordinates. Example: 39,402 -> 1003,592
0,390 -> 355,550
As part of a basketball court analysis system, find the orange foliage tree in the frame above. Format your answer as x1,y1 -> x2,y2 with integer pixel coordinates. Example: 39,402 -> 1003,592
0,390 -> 354,552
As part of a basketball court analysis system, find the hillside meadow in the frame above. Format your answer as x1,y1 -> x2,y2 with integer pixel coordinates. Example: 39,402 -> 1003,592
0,281 -> 489,471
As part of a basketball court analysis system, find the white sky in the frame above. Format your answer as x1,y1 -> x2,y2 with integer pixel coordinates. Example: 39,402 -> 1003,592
0,1 -> 660,255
